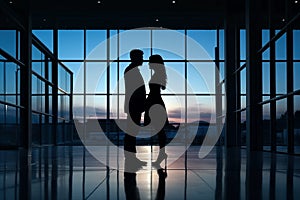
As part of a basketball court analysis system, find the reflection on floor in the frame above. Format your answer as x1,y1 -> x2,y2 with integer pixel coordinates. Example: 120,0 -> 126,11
0,146 -> 300,200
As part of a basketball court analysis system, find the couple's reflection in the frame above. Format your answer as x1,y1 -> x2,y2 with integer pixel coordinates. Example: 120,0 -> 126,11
124,159 -> 167,200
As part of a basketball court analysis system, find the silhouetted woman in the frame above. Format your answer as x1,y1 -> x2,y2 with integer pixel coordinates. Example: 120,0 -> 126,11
144,54 -> 169,171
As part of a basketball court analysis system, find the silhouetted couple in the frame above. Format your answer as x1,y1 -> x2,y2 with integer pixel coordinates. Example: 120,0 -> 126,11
124,49 -> 169,172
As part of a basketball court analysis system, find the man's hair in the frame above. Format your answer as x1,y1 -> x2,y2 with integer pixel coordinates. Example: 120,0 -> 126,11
130,49 -> 143,60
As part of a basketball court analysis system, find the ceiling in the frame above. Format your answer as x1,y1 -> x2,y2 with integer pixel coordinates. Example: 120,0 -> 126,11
1,0 -> 299,30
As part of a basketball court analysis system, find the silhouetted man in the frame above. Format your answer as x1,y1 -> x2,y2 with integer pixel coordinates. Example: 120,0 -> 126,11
124,49 -> 147,167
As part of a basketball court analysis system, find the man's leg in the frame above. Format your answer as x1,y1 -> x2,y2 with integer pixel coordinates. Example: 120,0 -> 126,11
124,112 -> 146,166
124,112 -> 141,154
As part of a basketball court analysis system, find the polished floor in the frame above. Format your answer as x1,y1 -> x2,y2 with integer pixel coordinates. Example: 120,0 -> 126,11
0,145 -> 300,200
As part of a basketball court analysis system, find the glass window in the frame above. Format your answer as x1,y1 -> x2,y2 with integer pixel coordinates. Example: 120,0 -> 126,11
32,30 -> 53,52
219,62 -> 225,81
262,29 -> 270,60
85,95 -> 106,119
6,106 -> 17,124
73,95 -> 84,121
240,68 -> 246,95
58,65 -> 71,93
240,110 -> 246,146
119,29 -> 151,60
187,62 -> 215,94
152,30 -> 184,60
294,62 -> 300,91
163,96 -> 185,124
294,95 -> 300,154
86,62 -> 107,93
32,45 -> 44,60
241,95 -> 246,110
0,104 -> 4,123
109,30 -> 118,60
0,62 -> 4,94
240,29 -> 246,60
5,63 -> 17,94
109,62 -> 118,94
58,30 -> 84,60
293,30 -> 300,60
219,29 -> 224,60
163,62 -> 185,94
63,62 -> 83,94
86,30 -> 107,60
32,61 -> 45,77
276,98 -> 287,153
262,62 -> 270,97
263,103 -> 271,151
188,96 -> 216,124
110,94 -> 120,119
58,94 -> 69,120
222,86 -> 226,117
275,32 -> 286,60
187,30 -> 216,60
276,62 -> 287,95
118,62 -> 130,94
0,30 -> 16,57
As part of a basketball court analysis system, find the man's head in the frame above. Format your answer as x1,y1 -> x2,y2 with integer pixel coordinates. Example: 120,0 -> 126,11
130,49 -> 144,66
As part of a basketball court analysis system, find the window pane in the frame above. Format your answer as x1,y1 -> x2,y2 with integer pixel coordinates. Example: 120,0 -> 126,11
276,62 -> 286,95
152,30 -> 184,60
73,95 -> 84,120
32,61 -> 45,77
86,95 -> 106,119
275,33 -> 286,60
262,30 -> 270,60
188,96 -> 215,123
187,30 -> 216,60
241,95 -> 246,109
0,30 -> 16,57
263,103 -> 271,151
32,45 -> 43,60
187,62 -> 215,94
58,65 -> 71,93
58,30 -> 84,60
58,93 -> 69,120
32,30 -> 53,52
219,62 -> 225,81
219,30 -> 224,60
241,110 -> 246,146
5,63 -> 17,94
63,62 -> 83,94
86,30 -> 107,60
163,62 -> 185,94
293,30 -> 300,60
294,62 -> 300,91
294,95 -> 300,154
276,98 -> 287,153
240,68 -> 246,94
0,62 -> 4,94
86,62 -> 107,93
109,30 -> 118,60
109,62 -> 118,94
119,29 -> 151,60
262,62 -> 270,97
118,62 -> 130,94
240,29 -> 246,60
163,96 -> 185,124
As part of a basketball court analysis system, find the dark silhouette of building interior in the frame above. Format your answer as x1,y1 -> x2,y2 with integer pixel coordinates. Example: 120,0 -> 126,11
0,0 -> 300,199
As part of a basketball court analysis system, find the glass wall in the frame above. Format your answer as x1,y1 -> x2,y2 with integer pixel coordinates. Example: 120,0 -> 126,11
0,27 -> 73,147
0,30 -> 21,146
56,28 -> 222,146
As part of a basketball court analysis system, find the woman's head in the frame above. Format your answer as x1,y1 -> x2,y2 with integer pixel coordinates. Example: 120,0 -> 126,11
149,54 -> 164,65
148,54 -> 167,89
